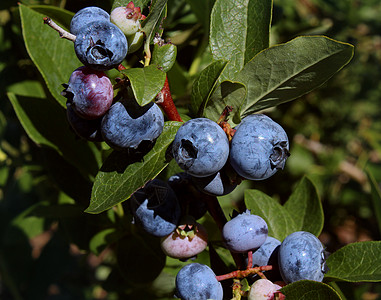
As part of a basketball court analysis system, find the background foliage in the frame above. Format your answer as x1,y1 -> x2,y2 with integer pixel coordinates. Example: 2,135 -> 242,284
0,0 -> 381,299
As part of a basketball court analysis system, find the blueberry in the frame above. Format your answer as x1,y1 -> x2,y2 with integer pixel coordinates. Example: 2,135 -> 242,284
175,263 -> 223,300
70,7 -> 110,36
66,102 -> 103,142
192,169 -> 237,196
101,99 -> 164,150
229,114 -> 290,180
129,179 -> 181,237
74,20 -> 128,70
278,231 -> 328,283
172,118 -> 229,177
168,173 -> 208,220
250,236 -> 281,268
222,210 -> 268,253
62,66 -> 114,120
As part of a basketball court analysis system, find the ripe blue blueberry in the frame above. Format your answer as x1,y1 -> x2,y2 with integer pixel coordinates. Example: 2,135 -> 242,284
62,66 -> 114,120
70,7 -> 110,36
192,169 -> 237,196
172,118 -> 229,177
222,210 -> 268,253
175,263 -> 223,300
74,20 -> 128,70
167,173 -> 207,220
129,179 -> 181,237
250,236 -> 281,268
278,231 -> 328,283
101,99 -> 164,150
66,102 -> 103,142
230,114 -> 290,180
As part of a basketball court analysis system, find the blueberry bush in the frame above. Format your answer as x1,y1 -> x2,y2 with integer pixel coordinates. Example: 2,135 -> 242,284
1,0 -> 381,299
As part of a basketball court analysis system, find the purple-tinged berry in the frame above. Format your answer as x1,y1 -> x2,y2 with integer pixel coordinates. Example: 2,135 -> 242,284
175,263 -> 223,300
66,102 -> 103,141
230,114 -> 289,180
222,210 -> 268,253
62,66 -> 114,120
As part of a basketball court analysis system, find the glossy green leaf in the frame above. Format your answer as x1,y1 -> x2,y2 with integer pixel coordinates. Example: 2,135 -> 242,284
141,0 -> 168,44
19,4 -> 81,107
366,168 -> 381,235
86,121 -> 182,214
281,280 -> 342,300
204,80 -> 246,124
121,65 -> 166,106
190,60 -> 228,116
112,0 -> 151,11
237,36 -> 354,117
29,5 -> 74,28
7,92 -> 99,179
210,0 -> 272,81
325,241 -> 381,282
284,176 -> 324,237
151,43 -> 177,73
244,189 -> 297,241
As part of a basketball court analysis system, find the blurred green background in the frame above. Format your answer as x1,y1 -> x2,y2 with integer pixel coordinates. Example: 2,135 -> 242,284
1,0 -> 381,299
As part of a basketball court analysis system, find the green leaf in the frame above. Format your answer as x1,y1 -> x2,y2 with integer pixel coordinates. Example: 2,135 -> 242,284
190,60 -> 228,116
186,0 -> 215,31
366,168 -> 381,235
284,176 -> 324,237
121,65 -> 166,106
89,228 -> 125,256
210,0 -> 272,81
281,280 -> 342,300
29,5 -> 74,28
7,92 -> 99,179
204,80 -> 246,124
244,189 -> 297,241
325,241 -> 381,282
141,0 -> 168,44
19,4 -> 81,107
86,121 -> 182,214
112,0 -> 151,11
151,43 -> 177,73
237,36 -> 354,117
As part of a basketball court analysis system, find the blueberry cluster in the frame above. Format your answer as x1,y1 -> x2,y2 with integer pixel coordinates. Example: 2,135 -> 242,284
170,114 -> 290,197
62,6 -> 164,151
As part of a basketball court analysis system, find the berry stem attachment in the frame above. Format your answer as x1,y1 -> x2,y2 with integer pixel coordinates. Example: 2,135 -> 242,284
43,17 -> 76,42
232,279 -> 243,300
247,250 -> 253,270
215,265 -> 272,282
155,76 -> 183,122
205,195 -> 245,269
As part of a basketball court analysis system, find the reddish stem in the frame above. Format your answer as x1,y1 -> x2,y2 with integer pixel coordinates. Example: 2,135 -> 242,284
247,250 -> 253,270
216,265 -> 273,282
156,76 -> 183,122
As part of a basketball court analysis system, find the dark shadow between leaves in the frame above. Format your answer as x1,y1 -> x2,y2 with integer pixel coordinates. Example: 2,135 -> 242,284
100,140 -> 156,174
